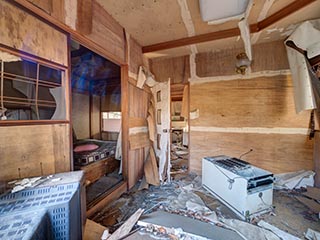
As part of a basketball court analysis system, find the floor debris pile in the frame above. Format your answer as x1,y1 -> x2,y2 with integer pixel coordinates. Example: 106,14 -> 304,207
89,173 -> 320,240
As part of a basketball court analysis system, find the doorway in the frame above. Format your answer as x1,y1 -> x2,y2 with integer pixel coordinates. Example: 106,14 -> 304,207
70,39 -> 123,209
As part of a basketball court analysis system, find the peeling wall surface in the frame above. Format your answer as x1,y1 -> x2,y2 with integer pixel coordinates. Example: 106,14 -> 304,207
0,1 -> 68,66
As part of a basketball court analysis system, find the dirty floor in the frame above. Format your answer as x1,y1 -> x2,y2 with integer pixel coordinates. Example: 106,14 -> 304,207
91,173 -> 320,239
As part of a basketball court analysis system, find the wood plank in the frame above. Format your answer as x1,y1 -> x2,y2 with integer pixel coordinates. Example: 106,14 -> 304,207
296,196 -> 320,213
86,181 -> 127,217
76,0 -> 93,35
189,131 -> 313,174
144,147 -> 160,186
84,219 -> 107,240
129,132 -> 150,150
303,187 -> 320,201
257,0 -> 316,31
121,65 -> 129,183
0,124 -> 70,181
129,117 -> 147,128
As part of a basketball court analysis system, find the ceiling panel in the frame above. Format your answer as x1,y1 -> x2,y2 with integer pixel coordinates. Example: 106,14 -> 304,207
97,0 -> 188,46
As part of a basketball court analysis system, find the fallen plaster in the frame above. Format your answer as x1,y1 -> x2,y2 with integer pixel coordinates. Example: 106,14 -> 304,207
251,0 -> 275,44
0,51 -> 21,62
190,126 -> 309,135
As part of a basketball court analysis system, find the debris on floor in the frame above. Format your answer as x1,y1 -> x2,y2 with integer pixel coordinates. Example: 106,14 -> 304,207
91,173 -> 320,240
274,170 -> 315,190
305,228 -> 320,240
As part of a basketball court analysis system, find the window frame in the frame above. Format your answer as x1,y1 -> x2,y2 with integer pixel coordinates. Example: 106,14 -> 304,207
0,45 -> 69,126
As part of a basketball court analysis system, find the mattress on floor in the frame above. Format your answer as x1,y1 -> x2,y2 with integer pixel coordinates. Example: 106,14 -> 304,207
73,139 -> 117,166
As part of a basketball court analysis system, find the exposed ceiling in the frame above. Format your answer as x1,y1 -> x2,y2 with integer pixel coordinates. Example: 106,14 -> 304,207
97,0 -> 320,59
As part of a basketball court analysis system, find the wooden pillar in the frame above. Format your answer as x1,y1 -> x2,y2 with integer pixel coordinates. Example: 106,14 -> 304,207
121,65 -> 129,187
314,110 -> 320,187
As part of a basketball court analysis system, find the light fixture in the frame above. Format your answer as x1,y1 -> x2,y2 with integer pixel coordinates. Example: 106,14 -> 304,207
235,52 -> 251,75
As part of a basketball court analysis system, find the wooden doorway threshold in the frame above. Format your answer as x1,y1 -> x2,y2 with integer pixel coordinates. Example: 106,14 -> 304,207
86,180 -> 127,218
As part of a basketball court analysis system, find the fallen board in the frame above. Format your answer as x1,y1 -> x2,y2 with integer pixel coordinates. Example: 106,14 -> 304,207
137,211 -> 244,240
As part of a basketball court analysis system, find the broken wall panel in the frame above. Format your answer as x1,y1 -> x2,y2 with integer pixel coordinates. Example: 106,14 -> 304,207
189,75 -> 313,174
190,131 -> 313,174
196,40 -> 289,77
0,124 -> 70,181
0,1 -> 68,66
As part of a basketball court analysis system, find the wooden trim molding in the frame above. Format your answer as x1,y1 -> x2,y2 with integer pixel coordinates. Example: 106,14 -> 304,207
142,0 -> 316,53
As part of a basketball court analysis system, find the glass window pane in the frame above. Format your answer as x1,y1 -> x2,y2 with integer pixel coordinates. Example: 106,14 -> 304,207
39,65 -> 62,85
4,59 -> 37,79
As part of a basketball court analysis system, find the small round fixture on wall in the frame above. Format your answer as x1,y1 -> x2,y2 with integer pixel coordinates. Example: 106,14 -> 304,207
235,52 -> 251,75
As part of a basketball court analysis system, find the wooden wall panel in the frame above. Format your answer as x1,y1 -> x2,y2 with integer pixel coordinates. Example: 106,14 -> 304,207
86,0 -> 125,64
150,55 -> 190,84
72,92 -> 90,139
196,40 -> 289,77
0,1 -> 68,66
91,95 -> 101,139
0,124 -> 70,181
190,75 -> 311,128
127,83 -> 151,188
129,37 -> 144,75
189,74 -> 313,174
190,131 -> 313,174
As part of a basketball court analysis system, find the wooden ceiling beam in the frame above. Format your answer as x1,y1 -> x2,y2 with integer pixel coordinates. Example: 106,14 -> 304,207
257,0 -> 316,31
142,0 -> 315,53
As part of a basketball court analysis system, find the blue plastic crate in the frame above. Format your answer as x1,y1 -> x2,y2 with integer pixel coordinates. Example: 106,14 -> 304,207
0,209 -> 52,240
0,171 -> 85,240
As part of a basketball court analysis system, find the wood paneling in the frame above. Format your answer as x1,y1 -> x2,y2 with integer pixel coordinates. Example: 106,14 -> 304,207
190,75 -> 310,128
90,95 -> 101,139
129,132 -> 149,150
129,37 -> 144,75
0,124 -> 70,181
0,1 -> 68,66
150,55 -> 190,84
127,82 -> 151,188
189,74 -> 313,174
72,92 -> 90,139
196,40 -> 289,77
76,0 -> 93,35
86,0 -> 125,64
190,131 -> 313,174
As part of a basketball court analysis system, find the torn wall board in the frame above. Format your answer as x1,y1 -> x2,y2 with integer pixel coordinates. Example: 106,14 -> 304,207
274,170 -> 315,190
285,19 -> 320,113
138,211 -> 244,240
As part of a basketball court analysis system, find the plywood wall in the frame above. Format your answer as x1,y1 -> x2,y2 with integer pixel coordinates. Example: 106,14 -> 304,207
190,75 -> 313,174
196,40 -> 289,77
91,95 -> 101,139
72,92 -> 90,139
150,55 -> 190,84
0,124 -> 70,181
0,1 -> 68,66
127,82 -> 151,188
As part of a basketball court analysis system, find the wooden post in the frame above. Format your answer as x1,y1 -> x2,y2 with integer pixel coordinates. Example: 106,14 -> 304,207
314,110 -> 320,187
121,65 -> 129,188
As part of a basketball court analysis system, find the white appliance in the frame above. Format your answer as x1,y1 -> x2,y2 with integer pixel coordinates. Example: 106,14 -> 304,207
202,155 -> 274,220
